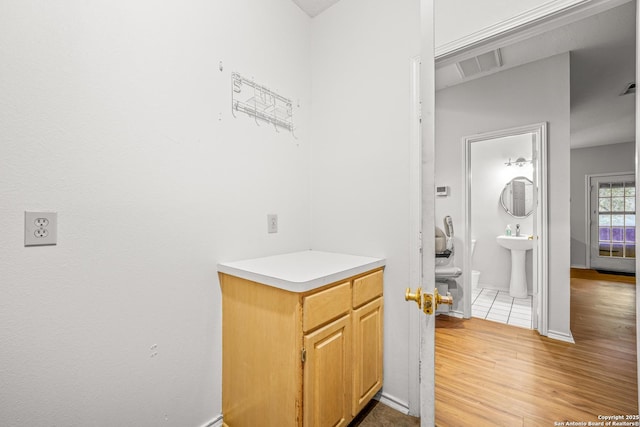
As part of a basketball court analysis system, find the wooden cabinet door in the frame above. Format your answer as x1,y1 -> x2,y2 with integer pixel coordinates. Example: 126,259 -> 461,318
303,315 -> 352,427
352,297 -> 383,416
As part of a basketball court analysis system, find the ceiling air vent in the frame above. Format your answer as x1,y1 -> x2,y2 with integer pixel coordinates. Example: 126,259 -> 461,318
456,49 -> 503,79
620,82 -> 635,96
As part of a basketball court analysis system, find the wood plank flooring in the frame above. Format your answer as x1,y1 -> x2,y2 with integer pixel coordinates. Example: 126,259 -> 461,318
435,276 -> 638,426
570,267 -> 635,284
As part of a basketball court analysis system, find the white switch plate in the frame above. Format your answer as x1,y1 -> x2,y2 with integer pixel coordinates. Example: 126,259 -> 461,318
25,211 -> 57,246
267,214 -> 278,234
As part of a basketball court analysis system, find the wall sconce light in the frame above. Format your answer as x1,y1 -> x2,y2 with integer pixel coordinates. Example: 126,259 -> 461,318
505,157 -> 532,167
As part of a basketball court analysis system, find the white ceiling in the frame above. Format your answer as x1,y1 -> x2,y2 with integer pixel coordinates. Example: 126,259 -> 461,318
294,0 -> 636,149
291,0 -> 340,17
437,1 -> 636,149
566,3 -> 636,148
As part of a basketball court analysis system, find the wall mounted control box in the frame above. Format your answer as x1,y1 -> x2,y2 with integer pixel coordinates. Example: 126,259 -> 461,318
436,186 -> 449,197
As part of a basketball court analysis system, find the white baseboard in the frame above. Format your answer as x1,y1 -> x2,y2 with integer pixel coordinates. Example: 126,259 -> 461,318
547,329 -> 575,343
210,394 -> 411,425
571,264 -> 587,269
375,391 -> 410,415
201,414 -> 223,427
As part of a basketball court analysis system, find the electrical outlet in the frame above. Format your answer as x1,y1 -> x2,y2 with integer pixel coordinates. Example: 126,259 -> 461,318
34,217 -> 49,228
25,211 -> 57,246
267,214 -> 278,234
34,228 -> 49,238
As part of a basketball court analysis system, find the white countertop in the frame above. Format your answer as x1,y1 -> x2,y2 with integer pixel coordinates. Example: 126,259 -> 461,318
217,250 -> 385,292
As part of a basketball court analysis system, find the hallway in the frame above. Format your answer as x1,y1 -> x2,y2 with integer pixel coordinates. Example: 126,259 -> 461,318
434,273 -> 637,426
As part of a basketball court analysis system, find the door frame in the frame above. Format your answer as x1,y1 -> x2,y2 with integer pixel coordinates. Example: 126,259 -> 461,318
585,171 -> 635,271
462,123 -> 549,336
407,55 -> 422,417
411,0 -> 436,424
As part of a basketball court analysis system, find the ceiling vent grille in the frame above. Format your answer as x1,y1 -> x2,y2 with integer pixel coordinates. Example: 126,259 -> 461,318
456,49 -> 503,79
620,82 -> 635,96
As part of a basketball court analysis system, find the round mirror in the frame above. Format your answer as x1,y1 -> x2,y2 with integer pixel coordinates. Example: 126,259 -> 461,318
500,176 -> 534,218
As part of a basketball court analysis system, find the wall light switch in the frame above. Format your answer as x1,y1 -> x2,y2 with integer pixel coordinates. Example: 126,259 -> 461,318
25,211 -> 57,246
267,214 -> 278,234
436,186 -> 449,197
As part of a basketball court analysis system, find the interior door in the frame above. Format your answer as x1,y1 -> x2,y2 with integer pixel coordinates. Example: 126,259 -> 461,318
531,127 -> 548,334
418,1 -> 436,425
589,174 -> 636,273
405,0 -> 437,422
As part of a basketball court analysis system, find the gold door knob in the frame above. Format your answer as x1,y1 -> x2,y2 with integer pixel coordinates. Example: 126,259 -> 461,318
423,293 -> 433,315
423,289 -> 454,315
405,287 -> 422,309
435,288 -> 453,307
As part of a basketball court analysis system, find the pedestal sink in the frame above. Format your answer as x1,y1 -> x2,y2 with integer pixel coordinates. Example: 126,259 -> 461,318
496,235 -> 533,298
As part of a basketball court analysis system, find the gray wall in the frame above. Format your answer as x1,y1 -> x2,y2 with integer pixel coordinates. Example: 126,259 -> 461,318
0,1 -> 313,425
310,0 -> 420,406
435,53 -> 572,339
0,0 -> 425,423
570,142 -> 635,267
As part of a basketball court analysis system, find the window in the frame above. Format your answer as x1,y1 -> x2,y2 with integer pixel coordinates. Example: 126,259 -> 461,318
598,181 -> 635,259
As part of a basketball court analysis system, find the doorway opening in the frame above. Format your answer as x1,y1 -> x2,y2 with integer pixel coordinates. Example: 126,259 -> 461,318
463,123 -> 548,336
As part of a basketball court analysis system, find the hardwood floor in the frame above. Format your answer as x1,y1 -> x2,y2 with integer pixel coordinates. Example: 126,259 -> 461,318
570,267 -> 635,284
435,276 -> 638,426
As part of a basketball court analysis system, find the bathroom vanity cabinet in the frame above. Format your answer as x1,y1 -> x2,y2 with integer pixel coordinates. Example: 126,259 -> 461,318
218,251 -> 385,427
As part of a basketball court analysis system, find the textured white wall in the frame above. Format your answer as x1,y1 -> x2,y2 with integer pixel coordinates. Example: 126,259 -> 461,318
0,1 -> 311,426
570,142 -> 635,268
435,53 -> 572,337
1,0 -> 590,423
309,0 -> 420,409
470,134 -> 534,293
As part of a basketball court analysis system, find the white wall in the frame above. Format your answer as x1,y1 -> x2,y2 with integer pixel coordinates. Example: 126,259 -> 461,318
470,134 -> 533,293
0,2 -> 311,426
570,142 -> 635,267
2,0 -> 587,423
435,53 -> 572,337
310,0 -> 420,409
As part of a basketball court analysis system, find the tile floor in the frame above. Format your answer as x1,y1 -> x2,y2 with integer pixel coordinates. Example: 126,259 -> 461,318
471,287 -> 533,329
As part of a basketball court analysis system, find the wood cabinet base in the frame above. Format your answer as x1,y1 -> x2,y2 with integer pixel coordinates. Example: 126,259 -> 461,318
219,268 -> 383,427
